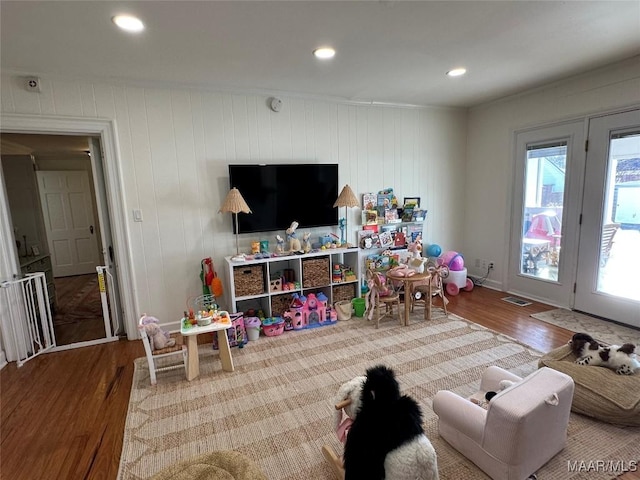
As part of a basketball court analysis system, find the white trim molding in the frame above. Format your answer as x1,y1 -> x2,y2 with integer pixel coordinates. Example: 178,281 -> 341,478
0,113 -> 139,340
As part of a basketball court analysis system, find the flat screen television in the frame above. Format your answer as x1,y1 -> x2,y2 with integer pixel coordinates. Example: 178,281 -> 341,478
228,164 -> 339,234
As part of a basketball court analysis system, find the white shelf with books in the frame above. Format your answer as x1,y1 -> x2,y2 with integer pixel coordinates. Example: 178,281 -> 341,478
357,221 -> 425,275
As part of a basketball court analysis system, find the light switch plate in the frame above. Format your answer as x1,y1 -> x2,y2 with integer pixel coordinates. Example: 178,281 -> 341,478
133,209 -> 143,222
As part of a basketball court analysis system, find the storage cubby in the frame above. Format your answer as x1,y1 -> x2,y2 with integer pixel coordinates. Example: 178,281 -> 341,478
225,248 -> 360,317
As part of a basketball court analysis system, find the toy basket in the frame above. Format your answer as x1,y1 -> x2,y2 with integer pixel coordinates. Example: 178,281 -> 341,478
271,293 -> 294,318
332,283 -> 356,304
233,265 -> 265,297
302,257 -> 330,288
262,317 -> 285,337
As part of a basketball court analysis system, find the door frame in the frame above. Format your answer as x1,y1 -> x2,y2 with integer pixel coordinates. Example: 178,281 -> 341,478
0,114 -> 138,341
507,120 -> 586,307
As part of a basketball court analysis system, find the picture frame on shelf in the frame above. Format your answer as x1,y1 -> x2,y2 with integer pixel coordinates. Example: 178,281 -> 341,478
403,197 -> 420,209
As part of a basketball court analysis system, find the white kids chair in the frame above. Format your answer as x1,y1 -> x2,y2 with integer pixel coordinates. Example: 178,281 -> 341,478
138,315 -> 188,385
433,366 -> 574,480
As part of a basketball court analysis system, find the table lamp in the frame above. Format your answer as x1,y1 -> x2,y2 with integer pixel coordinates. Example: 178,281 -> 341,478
219,188 -> 252,261
333,184 -> 359,247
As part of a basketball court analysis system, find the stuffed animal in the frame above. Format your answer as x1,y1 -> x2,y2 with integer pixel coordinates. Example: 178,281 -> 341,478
140,315 -> 176,350
324,365 -> 439,480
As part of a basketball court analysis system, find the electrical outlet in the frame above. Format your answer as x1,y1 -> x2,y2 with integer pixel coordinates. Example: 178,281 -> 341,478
489,262 -> 495,270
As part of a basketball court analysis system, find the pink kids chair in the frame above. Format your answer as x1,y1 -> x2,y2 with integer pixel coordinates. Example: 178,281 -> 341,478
433,366 -> 574,480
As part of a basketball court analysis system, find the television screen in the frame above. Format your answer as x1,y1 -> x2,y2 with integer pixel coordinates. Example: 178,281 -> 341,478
228,164 -> 339,234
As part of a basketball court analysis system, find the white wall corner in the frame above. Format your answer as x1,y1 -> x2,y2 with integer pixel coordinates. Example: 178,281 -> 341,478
0,350 -> 7,370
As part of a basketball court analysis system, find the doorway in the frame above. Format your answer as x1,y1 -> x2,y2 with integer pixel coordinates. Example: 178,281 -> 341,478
1,133 -> 120,346
509,108 -> 640,327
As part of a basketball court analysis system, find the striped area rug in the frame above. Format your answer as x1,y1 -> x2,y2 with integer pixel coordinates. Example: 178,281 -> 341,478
118,312 -> 639,480
531,309 -> 639,346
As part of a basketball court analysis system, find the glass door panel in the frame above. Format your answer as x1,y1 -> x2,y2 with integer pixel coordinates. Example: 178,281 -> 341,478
508,121 -> 584,307
595,132 -> 640,301
520,143 -> 566,281
575,109 -> 640,328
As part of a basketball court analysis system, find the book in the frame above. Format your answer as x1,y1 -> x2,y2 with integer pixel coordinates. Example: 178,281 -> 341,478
362,193 -> 376,211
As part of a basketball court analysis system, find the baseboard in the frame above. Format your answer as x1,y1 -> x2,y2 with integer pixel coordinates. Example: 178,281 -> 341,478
0,350 -> 7,371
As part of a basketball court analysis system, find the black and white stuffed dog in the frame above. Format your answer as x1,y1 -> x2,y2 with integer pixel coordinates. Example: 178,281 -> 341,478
570,332 -> 639,375
342,365 -> 438,480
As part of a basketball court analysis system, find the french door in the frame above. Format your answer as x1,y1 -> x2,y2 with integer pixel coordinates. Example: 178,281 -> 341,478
510,109 -> 640,328
574,109 -> 640,328
508,121 -> 585,307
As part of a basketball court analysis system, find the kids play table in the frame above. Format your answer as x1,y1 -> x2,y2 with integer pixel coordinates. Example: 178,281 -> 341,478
181,319 -> 234,381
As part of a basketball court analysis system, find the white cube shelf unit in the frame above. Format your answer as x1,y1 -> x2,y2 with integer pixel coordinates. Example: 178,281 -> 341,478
225,248 -> 361,317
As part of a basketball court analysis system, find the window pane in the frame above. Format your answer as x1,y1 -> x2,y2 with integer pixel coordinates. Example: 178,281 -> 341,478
597,131 -> 640,301
520,142 -> 566,281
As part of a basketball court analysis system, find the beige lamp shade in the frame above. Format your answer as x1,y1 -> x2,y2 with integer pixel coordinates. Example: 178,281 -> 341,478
333,184 -> 359,208
219,188 -> 252,259
219,188 -> 252,214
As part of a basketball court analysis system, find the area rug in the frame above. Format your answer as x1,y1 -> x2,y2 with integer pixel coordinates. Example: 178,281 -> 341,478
531,308 -> 639,346
118,312 -> 639,480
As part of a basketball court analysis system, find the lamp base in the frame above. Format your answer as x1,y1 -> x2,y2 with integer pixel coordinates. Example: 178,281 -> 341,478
231,254 -> 246,262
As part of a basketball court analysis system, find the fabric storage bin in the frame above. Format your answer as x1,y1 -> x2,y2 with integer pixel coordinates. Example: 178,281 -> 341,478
233,264 -> 265,297
271,293 -> 294,318
302,257 -> 330,288
332,283 -> 356,304
213,312 -> 247,349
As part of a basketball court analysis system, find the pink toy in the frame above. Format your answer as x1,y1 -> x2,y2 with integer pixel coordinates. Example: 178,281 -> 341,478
439,250 -> 465,271
302,293 -> 326,326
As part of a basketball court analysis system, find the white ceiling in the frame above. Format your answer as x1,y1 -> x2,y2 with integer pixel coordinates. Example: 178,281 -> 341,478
1,1 -> 639,109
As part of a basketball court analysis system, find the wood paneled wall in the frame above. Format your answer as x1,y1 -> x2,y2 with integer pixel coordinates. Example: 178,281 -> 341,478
1,74 -> 467,336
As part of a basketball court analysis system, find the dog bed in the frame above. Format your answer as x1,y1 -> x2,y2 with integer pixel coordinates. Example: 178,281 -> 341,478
538,344 -> 640,426
149,450 -> 267,480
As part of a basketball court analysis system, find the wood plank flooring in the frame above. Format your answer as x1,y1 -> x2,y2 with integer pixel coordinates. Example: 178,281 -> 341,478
0,286 -> 636,480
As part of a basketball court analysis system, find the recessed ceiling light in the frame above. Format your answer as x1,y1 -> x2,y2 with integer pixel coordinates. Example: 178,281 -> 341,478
112,15 -> 145,33
447,68 -> 467,77
313,47 -> 336,59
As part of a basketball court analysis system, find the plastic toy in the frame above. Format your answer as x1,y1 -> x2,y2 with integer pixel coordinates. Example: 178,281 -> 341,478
442,268 -> 474,296
439,250 -> 465,271
425,243 -> 442,258
262,317 -> 285,336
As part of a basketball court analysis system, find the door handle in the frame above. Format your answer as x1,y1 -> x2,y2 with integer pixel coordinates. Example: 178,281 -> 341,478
90,225 -> 94,234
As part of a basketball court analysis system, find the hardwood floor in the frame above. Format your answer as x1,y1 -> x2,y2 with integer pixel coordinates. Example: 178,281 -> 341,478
0,287 -> 635,480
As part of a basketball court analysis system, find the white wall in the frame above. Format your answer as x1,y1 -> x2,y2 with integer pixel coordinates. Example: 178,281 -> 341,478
0,74 -> 467,338
464,56 -> 640,293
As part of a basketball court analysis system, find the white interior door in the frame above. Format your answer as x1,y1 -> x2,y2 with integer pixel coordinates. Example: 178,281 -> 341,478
36,170 -> 100,277
574,109 -> 640,328
508,121 -> 585,306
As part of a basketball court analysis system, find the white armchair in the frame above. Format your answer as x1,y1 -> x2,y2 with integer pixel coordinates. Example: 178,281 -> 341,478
433,366 -> 574,480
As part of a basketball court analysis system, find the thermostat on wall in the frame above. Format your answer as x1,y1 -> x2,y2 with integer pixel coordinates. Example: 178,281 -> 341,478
269,97 -> 282,112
